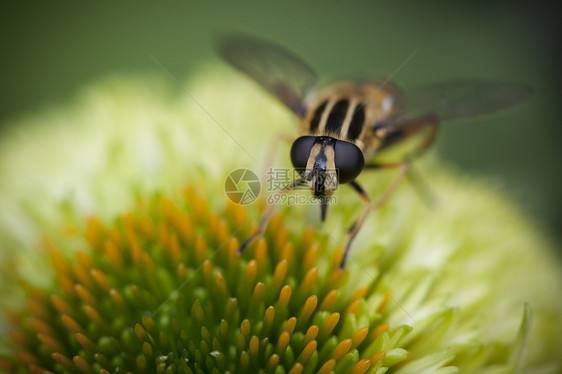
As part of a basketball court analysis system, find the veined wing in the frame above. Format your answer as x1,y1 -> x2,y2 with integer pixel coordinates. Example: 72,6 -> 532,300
217,34 -> 317,118
403,80 -> 532,121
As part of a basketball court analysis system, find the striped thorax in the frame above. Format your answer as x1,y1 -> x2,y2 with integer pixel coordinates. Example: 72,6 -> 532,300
301,81 -> 401,160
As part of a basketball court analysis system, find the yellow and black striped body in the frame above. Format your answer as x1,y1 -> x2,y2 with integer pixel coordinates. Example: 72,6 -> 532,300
300,81 -> 402,160
219,34 -> 533,267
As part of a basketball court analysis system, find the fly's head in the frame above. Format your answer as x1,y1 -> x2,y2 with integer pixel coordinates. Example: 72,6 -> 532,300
290,136 -> 364,197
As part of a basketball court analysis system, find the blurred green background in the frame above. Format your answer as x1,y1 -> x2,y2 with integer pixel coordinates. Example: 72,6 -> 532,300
1,2 -> 560,244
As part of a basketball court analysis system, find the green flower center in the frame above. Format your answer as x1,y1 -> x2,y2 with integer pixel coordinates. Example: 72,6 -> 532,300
4,187 -> 409,374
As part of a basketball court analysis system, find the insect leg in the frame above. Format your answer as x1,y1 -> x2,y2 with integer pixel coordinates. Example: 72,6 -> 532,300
365,161 -> 436,208
364,160 -> 437,210
398,116 -> 439,207
238,179 -> 303,254
371,162 -> 409,210
367,114 -> 440,207
342,162 -> 409,267
406,118 -> 439,162
340,180 -> 371,268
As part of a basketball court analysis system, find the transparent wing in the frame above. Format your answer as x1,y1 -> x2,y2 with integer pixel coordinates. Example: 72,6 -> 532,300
403,80 -> 532,121
217,34 -> 317,117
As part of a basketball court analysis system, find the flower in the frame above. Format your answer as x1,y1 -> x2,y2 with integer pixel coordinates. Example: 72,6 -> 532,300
0,65 -> 561,373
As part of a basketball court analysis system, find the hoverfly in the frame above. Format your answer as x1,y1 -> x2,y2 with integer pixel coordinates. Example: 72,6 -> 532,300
217,34 -> 531,268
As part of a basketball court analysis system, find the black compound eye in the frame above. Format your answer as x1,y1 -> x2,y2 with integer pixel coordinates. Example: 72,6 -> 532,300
334,140 -> 364,184
290,136 -> 316,174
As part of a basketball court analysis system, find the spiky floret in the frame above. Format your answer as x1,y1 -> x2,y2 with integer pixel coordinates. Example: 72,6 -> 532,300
3,187 -> 411,374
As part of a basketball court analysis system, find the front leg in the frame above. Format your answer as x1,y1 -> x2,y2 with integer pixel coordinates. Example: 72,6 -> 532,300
341,164 -> 409,268
347,161 -> 409,231
340,181 -> 372,268
366,115 -> 441,209
239,179 -> 303,254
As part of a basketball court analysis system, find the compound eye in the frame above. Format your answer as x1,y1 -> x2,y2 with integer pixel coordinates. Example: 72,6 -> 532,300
291,136 -> 316,174
334,140 -> 364,184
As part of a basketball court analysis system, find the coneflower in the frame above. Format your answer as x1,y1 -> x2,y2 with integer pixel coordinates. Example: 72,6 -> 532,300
0,67 -> 560,373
